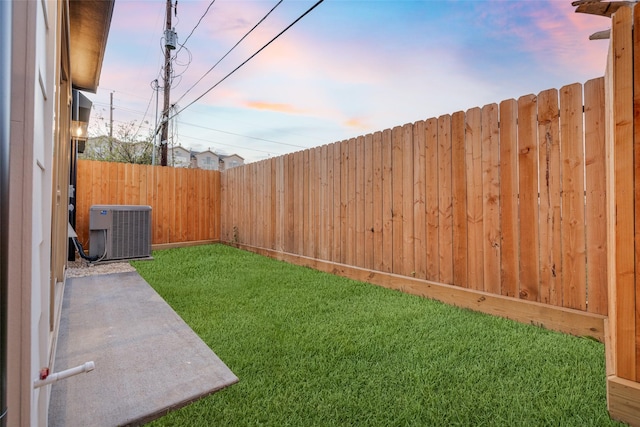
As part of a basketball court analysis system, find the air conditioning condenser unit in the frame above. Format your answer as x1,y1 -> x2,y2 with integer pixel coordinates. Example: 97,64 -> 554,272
89,205 -> 152,261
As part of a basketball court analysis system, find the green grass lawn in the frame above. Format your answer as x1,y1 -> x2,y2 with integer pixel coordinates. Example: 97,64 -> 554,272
132,244 -> 620,427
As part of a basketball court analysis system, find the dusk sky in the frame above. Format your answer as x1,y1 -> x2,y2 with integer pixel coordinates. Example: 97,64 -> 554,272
88,0 -> 611,163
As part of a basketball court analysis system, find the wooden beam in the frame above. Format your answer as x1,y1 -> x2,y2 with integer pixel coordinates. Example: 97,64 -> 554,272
590,29 -> 611,40
608,376 -> 640,425
152,239 -> 219,251
608,4 -> 636,381
574,1 -> 633,18
229,243 -> 606,342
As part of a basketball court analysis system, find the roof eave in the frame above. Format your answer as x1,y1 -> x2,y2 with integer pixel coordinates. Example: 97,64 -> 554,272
69,0 -> 114,93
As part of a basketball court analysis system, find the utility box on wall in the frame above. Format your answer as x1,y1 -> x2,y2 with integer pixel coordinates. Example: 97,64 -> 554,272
89,205 -> 152,261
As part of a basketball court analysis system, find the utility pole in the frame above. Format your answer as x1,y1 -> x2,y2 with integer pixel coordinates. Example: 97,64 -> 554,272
152,79 -> 159,166
160,0 -> 173,166
109,91 -> 114,156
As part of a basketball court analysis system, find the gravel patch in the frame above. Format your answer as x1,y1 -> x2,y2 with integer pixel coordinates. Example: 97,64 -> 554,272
67,259 -> 137,278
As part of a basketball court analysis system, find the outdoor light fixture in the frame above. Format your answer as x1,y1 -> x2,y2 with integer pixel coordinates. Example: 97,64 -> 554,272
69,89 -> 92,261
71,90 -> 92,151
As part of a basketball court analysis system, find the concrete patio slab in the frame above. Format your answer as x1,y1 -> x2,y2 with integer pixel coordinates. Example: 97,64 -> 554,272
49,271 -> 238,426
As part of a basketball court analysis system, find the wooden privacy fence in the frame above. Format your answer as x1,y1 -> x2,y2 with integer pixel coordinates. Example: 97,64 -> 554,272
221,78 -> 607,316
76,160 -> 221,248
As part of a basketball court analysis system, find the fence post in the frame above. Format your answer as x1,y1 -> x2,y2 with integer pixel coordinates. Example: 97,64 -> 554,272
598,3 -> 640,424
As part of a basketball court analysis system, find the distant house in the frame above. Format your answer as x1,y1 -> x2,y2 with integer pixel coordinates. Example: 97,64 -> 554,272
167,148 -> 243,170
169,145 -> 191,168
219,154 -> 245,171
195,150 -> 219,171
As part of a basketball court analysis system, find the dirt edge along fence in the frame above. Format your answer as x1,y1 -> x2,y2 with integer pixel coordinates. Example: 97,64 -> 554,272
221,78 -> 607,316
76,160 -> 221,248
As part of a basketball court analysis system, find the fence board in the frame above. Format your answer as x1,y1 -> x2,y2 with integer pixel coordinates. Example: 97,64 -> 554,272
499,99 -> 519,298
481,104 -> 500,295
452,112 -> 467,287
295,151 -> 304,255
125,164 -> 135,203
381,129 -> 393,273
356,136 -> 365,267
332,144 -> 341,262
304,149 -> 315,257
153,166 -> 163,243
466,107 -> 483,290
277,156 -> 285,251
584,77 -> 607,315
372,132 -> 384,271
220,168 -> 227,241
402,124 -> 415,277
391,126 -> 404,275
560,83 -> 587,310
437,115 -> 453,283
138,165 -> 148,205
315,149 -> 322,257
213,167 -> 221,241
518,94 -> 540,301
320,145 -> 329,260
117,163 -> 125,205
340,141 -> 349,264
425,118 -> 439,281
537,88 -> 561,306
286,153 -> 294,252
261,163 -> 267,247
364,134 -> 375,270
168,167 -> 177,242
413,121 -> 427,279
347,139 -> 357,266
190,167 -> 198,242
315,147 -> 323,258
175,168 -> 185,241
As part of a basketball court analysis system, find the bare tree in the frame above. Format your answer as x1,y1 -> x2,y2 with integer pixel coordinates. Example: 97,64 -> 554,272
82,113 -> 155,165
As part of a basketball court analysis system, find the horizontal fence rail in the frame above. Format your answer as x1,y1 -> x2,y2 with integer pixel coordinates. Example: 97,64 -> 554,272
221,78 -> 607,316
76,160 -> 221,248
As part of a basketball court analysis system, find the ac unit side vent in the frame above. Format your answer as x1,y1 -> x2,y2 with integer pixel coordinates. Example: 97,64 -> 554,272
89,205 -> 152,261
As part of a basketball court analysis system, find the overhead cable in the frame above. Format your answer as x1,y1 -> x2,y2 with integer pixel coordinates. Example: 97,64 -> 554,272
175,0 -> 216,57
168,0 -> 325,122
180,120 -> 307,149
180,132 -> 283,156
131,88 -> 157,139
95,100 -> 306,148
173,0 -> 283,106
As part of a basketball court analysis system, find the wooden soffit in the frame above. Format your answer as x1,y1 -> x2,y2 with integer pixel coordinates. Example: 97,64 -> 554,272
572,0 -> 634,17
69,0 -> 114,93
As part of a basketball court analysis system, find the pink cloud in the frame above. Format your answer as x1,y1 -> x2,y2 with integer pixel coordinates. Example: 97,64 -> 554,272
344,117 -> 370,130
244,100 -> 307,114
479,1 -> 608,77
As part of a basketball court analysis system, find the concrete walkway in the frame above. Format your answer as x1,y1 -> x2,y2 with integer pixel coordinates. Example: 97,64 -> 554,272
49,271 -> 238,426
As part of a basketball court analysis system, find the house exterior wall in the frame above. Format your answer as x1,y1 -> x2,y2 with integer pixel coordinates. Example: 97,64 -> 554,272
0,1 -> 10,424
220,154 -> 244,171
195,152 -> 219,170
8,1 -> 65,425
170,146 -> 191,168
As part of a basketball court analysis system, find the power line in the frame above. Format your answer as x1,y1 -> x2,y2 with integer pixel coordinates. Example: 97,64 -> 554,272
94,100 -> 308,148
180,120 -> 306,149
179,132 -> 282,156
131,88 -> 156,139
175,0 -> 216,57
173,0 -> 283,106
168,0 -> 325,123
